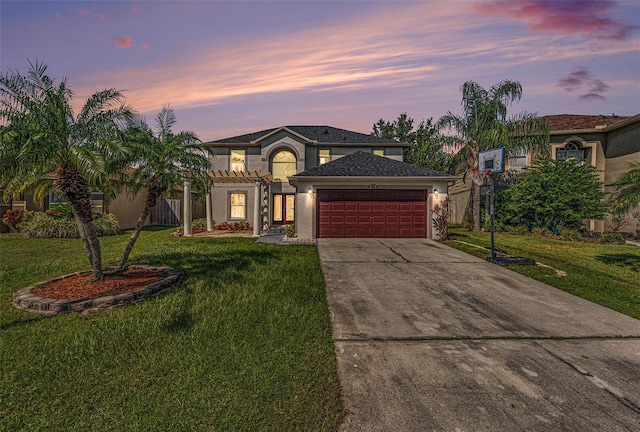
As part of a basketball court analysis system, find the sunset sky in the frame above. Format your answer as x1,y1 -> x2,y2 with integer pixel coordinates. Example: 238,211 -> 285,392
2,0 -> 639,141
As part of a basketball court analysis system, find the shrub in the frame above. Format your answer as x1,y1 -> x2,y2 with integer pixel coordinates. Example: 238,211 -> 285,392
2,209 -> 23,232
175,218 -> 211,233
19,212 -> 120,238
285,224 -> 296,238
499,157 -> 607,230
432,196 -> 451,240
601,233 -> 625,244
505,225 -> 528,235
559,228 -> 581,241
46,202 -> 74,220
531,227 -> 553,238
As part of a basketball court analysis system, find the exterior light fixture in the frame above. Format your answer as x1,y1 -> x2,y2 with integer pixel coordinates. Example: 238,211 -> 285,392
308,187 -> 314,198
433,188 -> 439,200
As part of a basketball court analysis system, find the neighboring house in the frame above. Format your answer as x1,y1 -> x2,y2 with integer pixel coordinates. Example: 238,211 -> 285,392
204,126 -> 455,239
448,113 -> 640,232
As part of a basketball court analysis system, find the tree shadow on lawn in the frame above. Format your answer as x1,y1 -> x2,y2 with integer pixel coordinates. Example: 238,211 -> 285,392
133,243 -> 280,334
595,253 -> 640,272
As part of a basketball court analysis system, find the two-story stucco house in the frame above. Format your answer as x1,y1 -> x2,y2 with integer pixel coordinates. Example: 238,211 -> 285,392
204,126 -> 455,239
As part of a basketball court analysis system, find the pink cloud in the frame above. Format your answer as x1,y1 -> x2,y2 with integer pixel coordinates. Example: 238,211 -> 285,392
131,4 -> 139,14
579,93 -> 607,101
473,0 -> 638,41
141,43 -> 151,50
77,9 -> 91,16
557,66 -> 591,91
557,66 -> 609,101
115,37 -> 132,48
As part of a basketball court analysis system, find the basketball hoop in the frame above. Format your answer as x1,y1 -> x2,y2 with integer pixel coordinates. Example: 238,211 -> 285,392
470,169 -> 491,186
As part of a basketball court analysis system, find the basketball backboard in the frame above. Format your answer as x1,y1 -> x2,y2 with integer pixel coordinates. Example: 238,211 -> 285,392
478,147 -> 505,173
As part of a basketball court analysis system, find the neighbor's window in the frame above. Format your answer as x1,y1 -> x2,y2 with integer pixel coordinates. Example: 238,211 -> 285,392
556,142 -> 585,163
373,148 -> 385,156
272,150 -> 296,182
507,149 -> 527,171
49,190 -> 65,205
319,149 -> 330,165
230,192 -> 246,219
230,149 -> 246,172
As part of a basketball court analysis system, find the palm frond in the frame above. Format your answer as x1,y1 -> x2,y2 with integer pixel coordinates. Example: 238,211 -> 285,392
156,104 -> 176,142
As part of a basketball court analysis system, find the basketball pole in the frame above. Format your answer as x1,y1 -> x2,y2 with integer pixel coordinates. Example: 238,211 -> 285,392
489,172 -> 496,261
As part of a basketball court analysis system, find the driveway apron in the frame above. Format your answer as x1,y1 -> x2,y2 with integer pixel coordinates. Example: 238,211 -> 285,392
318,238 -> 640,431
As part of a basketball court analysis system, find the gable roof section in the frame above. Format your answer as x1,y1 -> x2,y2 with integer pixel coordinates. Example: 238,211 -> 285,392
543,114 -> 633,132
207,125 -> 404,146
291,151 -> 454,178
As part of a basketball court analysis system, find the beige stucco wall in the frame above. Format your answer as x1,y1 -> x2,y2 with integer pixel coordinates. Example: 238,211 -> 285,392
108,189 -> 149,230
210,183 -> 261,228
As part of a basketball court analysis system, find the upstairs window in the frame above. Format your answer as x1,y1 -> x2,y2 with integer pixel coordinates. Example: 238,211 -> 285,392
556,142 -> 585,164
272,150 -> 296,182
230,149 -> 246,172
319,149 -> 330,165
373,149 -> 385,156
507,149 -> 527,171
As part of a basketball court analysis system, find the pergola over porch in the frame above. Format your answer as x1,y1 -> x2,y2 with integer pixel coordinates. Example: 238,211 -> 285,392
182,170 -> 272,237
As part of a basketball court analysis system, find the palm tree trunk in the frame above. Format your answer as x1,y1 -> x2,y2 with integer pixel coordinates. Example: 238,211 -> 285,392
56,163 -> 104,280
117,205 -> 151,271
472,182 -> 481,232
74,213 -> 94,267
117,183 -> 164,272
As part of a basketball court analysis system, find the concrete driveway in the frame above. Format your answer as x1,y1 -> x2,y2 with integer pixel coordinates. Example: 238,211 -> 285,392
317,238 -> 640,431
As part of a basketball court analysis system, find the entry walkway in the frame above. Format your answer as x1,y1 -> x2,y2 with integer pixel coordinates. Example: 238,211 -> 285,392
318,238 -> 640,431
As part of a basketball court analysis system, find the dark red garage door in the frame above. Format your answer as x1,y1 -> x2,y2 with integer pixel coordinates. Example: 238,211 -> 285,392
317,189 -> 427,238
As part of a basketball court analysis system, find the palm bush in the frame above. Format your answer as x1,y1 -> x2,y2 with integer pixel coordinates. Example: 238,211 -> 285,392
18,212 -> 120,238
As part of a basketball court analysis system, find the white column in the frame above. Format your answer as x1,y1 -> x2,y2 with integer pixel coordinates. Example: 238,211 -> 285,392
253,180 -> 261,237
183,181 -> 192,237
206,184 -> 214,232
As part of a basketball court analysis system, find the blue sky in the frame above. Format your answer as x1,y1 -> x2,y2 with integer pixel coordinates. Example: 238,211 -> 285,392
2,0 -> 639,141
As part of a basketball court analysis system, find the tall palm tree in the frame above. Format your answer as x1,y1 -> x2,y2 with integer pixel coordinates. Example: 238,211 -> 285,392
0,61 -> 132,280
117,106 -> 211,271
438,80 -> 548,231
608,163 -> 640,215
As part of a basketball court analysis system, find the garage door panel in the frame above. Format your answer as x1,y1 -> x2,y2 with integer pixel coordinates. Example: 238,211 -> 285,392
345,215 -> 358,224
385,215 -> 399,224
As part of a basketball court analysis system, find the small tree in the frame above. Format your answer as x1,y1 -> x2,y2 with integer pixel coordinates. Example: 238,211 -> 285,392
117,106 -> 211,271
499,157 -> 607,230
432,196 -> 451,240
0,61 -> 132,280
608,163 -> 640,215
372,113 -> 455,173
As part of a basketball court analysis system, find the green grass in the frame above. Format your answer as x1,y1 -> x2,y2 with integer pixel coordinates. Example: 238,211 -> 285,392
0,228 -> 343,431
445,228 -> 640,320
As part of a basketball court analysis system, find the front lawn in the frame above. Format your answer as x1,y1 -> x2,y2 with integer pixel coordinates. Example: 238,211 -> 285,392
444,228 -> 640,320
0,228 -> 343,431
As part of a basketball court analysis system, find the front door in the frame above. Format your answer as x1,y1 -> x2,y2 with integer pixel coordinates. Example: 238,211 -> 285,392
273,194 -> 295,225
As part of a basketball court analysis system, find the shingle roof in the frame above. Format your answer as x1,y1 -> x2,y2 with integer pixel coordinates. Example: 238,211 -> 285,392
291,151 -> 454,178
207,125 -> 402,145
543,114 -> 631,131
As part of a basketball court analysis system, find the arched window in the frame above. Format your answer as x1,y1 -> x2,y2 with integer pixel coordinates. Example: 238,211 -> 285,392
271,150 -> 296,182
557,141 -> 585,162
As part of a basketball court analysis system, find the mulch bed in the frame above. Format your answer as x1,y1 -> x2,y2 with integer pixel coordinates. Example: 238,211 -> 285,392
32,267 -> 166,300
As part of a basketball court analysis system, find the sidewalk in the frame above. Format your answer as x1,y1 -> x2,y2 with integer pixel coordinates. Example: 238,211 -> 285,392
256,227 -> 315,245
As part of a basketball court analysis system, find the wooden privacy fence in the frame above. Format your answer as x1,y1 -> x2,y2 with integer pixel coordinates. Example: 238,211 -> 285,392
150,198 -> 206,226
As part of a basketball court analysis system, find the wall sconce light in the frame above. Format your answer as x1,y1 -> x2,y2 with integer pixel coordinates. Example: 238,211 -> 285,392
433,188 -> 439,200
308,187 -> 314,198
